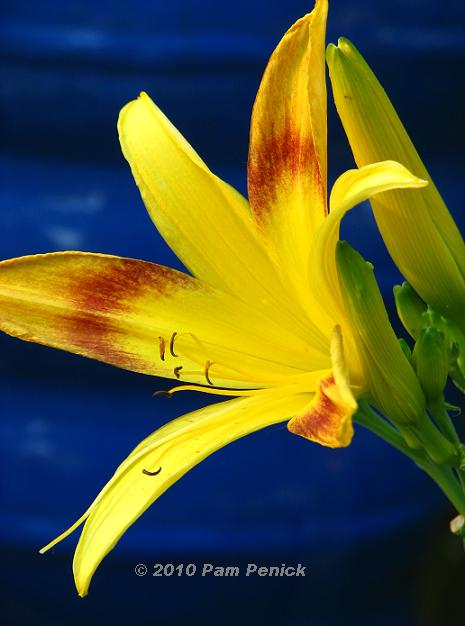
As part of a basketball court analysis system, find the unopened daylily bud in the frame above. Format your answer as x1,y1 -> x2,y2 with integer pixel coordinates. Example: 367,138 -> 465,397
336,241 -> 425,425
327,39 -> 465,332
413,327 -> 449,402
394,282 -> 426,340
416,315 -> 465,394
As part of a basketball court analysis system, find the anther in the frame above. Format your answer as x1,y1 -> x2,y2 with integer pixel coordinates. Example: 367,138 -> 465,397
158,336 -> 166,361
174,365 -> 183,379
204,360 -> 214,386
169,332 -> 178,357
152,390 -> 173,398
142,467 -> 162,476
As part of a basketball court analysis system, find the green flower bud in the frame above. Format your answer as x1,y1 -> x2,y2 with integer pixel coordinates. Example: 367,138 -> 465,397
413,327 -> 449,402
336,242 -> 425,426
394,282 -> 426,340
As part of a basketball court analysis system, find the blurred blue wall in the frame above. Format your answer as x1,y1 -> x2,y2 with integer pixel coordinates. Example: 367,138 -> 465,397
1,1 -> 465,625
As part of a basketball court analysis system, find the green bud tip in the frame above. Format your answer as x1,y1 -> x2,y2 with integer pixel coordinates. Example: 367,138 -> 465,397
413,326 -> 449,402
393,282 -> 426,340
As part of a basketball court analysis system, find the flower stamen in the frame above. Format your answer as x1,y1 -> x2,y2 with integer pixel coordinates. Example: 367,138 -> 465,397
169,332 -> 178,357
158,336 -> 166,361
142,467 -> 162,476
204,360 -> 214,385
152,390 -> 173,398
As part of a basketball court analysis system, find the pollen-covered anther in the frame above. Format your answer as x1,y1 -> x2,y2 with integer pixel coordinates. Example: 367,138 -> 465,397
204,360 -> 215,385
142,467 -> 162,476
158,336 -> 166,361
152,390 -> 173,399
169,332 -> 178,357
173,365 -> 183,379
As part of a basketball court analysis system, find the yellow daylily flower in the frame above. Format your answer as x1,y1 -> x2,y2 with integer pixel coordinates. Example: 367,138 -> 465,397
327,38 -> 465,331
0,0 -> 426,596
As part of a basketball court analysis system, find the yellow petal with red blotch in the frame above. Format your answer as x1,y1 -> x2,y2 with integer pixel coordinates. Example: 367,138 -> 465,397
248,0 -> 328,298
287,374 -> 355,447
0,252 -> 330,387
40,390 -> 312,596
288,326 -> 357,447
310,161 -> 427,332
118,92 -> 318,342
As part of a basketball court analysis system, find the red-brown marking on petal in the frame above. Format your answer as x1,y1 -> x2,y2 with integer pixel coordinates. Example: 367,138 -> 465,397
58,310 -> 146,372
248,123 -> 324,223
62,257 -> 193,372
288,374 -> 353,447
71,258 -> 192,315
0,253 -> 197,375
290,375 -> 339,436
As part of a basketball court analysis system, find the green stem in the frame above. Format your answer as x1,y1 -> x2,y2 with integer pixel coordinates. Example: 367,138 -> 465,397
355,401 -> 426,461
428,396 -> 465,491
412,414 -> 459,466
429,394 -> 461,446
421,465 -> 465,517
355,402 -> 465,516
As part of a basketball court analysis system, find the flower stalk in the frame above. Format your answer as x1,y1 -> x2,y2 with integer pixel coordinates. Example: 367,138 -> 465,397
355,403 -> 465,517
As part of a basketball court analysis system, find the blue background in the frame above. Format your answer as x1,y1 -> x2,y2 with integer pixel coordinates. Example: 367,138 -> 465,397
1,1 -> 465,624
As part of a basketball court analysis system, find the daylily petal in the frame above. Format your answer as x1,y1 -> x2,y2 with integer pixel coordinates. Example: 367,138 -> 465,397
248,0 -> 328,297
330,161 -> 427,215
0,252 -> 330,387
327,38 -> 465,327
118,92 -> 316,338
288,326 -> 356,447
40,391 -> 312,596
310,161 -> 427,328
